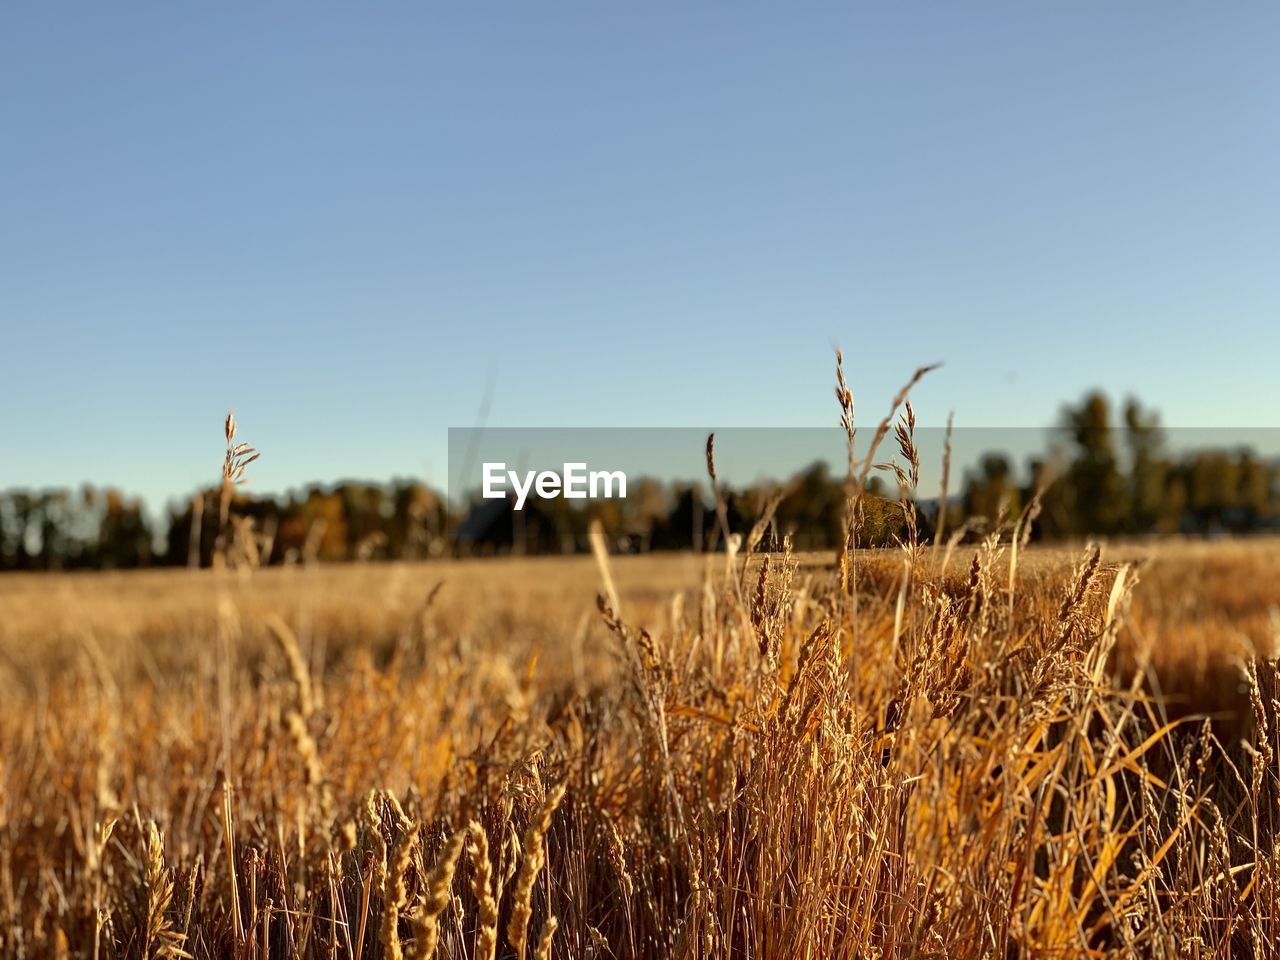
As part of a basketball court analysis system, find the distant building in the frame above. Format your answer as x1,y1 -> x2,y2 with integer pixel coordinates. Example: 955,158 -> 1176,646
453,495 -> 575,555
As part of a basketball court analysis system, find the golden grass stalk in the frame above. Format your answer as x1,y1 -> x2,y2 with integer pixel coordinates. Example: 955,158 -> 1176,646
507,781 -> 566,960
408,827 -> 466,960
143,822 -> 189,959
220,780 -> 244,945
935,409 -> 954,547
588,519 -> 620,619
466,821 -> 499,960
532,914 -> 558,960
381,823 -> 420,960
285,710 -> 324,792
215,411 -> 260,568
266,614 -> 314,718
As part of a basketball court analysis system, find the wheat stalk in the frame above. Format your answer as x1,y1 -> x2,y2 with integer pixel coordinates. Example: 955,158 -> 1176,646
466,821 -> 499,960
532,915 -> 558,960
408,827 -> 466,960
215,411 -> 260,568
143,822 -> 189,959
507,781 -> 566,960
381,823 -> 420,960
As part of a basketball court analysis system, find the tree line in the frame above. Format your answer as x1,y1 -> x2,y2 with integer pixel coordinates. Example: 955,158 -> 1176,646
1,392 -> 1276,571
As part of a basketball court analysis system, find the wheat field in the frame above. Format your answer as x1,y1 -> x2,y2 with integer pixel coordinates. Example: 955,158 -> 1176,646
3,535 -> 1280,959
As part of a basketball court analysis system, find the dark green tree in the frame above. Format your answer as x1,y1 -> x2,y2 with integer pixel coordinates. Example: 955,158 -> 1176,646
1123,398 -> 1166,534
1059,392 -> 1126,536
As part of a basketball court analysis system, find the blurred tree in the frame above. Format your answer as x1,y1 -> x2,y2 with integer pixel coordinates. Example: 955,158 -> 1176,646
620,477 -> 669,552
963,453 -> 1020,530
1060,392 -> 1126,536
1123,398 -> 1166,534
389,481 -> 446,559
98,488 -> 153,568
1236,452 -> 1273,527
1158,472 -> 1189,534
339,483 -> 390,559
774,462 -> 844,550
5,390 -> 1280,572
652,484 -> 710,551
1188,452 -> 1238,529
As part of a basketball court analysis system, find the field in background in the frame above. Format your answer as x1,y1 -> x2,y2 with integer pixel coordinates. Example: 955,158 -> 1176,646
4,541 -> 1275,715
2,539 -> 1280,957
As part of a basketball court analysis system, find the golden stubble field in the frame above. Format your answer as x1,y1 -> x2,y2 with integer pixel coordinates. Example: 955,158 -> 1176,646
2,539 -> 1279,958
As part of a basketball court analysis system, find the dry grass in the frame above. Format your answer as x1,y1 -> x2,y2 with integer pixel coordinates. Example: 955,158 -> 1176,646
9,344 -> 1280,959
2,537 -> 1279,957
2,393 -> 1280,957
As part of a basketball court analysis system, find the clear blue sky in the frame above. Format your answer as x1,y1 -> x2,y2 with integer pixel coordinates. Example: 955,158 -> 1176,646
3,4 -> 1277,512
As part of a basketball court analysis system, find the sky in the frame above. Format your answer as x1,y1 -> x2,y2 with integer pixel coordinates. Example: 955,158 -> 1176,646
3,4 -> 1278,513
